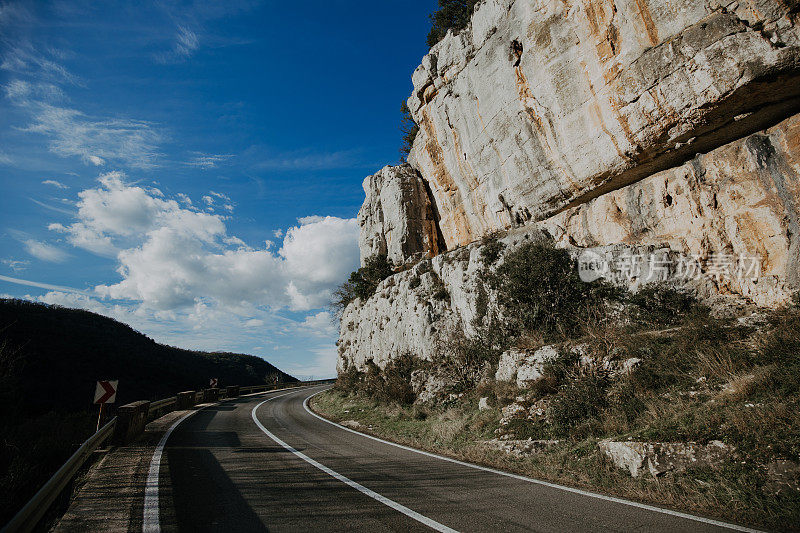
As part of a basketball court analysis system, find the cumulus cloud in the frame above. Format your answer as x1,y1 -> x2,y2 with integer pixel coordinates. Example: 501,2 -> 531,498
52,171 -> 359,313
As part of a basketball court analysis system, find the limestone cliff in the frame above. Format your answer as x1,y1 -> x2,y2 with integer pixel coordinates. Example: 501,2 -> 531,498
357,164 -> 443,266
408,0 -> 800,247
340,0 -> 800,371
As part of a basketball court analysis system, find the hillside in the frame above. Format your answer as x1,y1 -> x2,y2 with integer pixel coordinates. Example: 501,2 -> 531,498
0,298 -> 296,420
0,298 -> 296,526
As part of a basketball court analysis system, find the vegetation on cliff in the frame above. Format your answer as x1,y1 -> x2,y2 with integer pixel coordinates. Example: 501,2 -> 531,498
331,253 -> 394,317
426,0 -> 479,47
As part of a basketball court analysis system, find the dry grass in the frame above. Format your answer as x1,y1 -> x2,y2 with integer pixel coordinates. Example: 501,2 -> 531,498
319,304 -> 800,531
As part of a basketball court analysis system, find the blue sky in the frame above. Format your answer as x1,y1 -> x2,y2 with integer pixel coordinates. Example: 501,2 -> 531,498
0,0 -> 436,379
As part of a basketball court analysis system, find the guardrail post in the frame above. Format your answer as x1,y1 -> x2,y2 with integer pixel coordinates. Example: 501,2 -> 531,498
226,385 -> 240,398
202,388 -> 219,402
112,401 -> 151,445
176,391 -> 197,410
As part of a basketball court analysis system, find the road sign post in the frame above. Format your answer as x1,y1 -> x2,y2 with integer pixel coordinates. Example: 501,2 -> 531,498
210,378 -> 218,388
94,380 -> 118,431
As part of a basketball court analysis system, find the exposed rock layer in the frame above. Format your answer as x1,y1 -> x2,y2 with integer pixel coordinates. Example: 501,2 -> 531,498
407,0 -> 800,248
358,164 -> 443,266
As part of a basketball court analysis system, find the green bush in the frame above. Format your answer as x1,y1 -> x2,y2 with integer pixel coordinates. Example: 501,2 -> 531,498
626,284 -> 701,328
488,240 -> 619,339
426,0 -> 479,47
479,233 -> 505,267
381,353 -> 418,404
336,355 -> 418,405
331,254 -> 394,316
549,370 -> 610,436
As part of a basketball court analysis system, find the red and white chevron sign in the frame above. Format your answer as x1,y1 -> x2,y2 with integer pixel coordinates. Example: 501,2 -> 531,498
94,380 -> 118,404
209,378 -> 218,388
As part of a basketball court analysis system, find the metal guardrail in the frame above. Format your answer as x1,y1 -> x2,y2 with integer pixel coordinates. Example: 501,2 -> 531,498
2,417 -> 118,533
2,379 -> 335,533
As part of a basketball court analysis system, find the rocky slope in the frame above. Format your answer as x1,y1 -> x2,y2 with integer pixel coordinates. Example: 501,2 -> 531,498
341,0 -> 800,372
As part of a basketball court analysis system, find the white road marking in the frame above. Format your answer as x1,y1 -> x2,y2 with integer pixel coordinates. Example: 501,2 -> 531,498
251,395 -> 458,533
142,409 -> 198,533
142,385 -> 319,533
303,389 -> 764,533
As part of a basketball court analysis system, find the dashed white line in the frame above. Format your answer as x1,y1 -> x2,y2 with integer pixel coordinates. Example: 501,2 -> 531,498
251,394 -> 458,533
302,389 -> 763,533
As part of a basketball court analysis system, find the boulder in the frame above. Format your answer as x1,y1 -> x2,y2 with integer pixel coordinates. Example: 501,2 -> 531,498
478,396 -> 490,411
599,440 -> 735,478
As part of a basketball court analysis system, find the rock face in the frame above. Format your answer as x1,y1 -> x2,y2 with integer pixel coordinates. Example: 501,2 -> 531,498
542,113 -> 800,306
343,0 -> 800,372
358,164 -> 443,266
407,0 -> 800,248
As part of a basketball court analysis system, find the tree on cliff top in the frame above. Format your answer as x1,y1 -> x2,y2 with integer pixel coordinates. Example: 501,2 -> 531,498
427,0 -> 479,48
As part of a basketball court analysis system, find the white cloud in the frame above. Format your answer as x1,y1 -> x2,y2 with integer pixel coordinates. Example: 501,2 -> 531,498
5,71 -> 160,169
19,103 -> 161,168
185,153 -> 233,169
202,195 -> 214,206
299,310 -> 337,337
209,191 -> 231,201
0,275 -> 83,293
42,179 -> 68,189
176,193 -> 192,206
51,172 -> 359,314
1,259 -> 31,272
22,239 -> 69,262
1,47 -> 80,85
0,152 -> 12,165
155,26 -> 200,63
253,148 -> 366,171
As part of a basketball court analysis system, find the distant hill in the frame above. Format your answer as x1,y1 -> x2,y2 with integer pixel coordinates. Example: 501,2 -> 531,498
0,298 -> 298,527
0,298 -> 296,420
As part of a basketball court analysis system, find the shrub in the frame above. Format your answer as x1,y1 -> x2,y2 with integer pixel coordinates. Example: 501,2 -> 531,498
335,362 -> 364,392
488,240 -> 619,339
426,0 -> 479,48
479,233 -> 505,267
626,284 -> 701,328
549,370 -> 610,436
382,353 -> 418,404
400,102 -> 419,161
337,355 -> 419,404
436,327 -> 503,392
331,254 -> 394,316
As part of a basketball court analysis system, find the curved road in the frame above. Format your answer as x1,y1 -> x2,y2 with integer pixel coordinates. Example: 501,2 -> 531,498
146,385 -> 757,532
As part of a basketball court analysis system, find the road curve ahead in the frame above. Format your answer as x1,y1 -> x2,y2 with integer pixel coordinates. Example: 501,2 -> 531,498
150,385 -> 758,533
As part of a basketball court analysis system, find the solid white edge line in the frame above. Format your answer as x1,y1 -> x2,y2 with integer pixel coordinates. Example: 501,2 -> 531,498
142,409 -> 198,533
141,385 -> 319,533
302,388 -> 764,533
251,392 -> 458,533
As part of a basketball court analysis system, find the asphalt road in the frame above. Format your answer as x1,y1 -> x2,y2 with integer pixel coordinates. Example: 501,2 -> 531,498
149,385 -> 759,533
